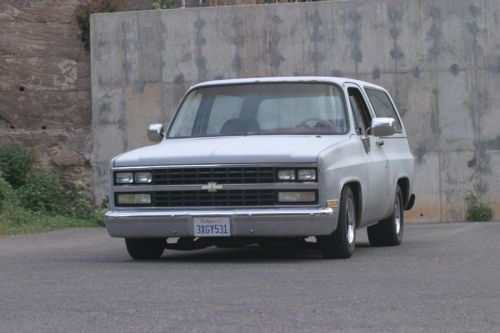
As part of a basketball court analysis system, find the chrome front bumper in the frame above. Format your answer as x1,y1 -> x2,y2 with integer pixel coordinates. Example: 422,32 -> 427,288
105,207 -> 336,238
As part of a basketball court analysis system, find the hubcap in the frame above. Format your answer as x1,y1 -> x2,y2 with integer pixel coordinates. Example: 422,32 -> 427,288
346,198 -> 355,244
394,196 -> 401,234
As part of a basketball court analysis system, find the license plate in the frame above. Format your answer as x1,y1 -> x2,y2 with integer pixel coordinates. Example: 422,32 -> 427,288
193,217 -> 231,237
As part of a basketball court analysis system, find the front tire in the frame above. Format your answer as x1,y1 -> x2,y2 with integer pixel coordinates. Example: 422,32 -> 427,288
317,186 -> 357,259
125,238 -> 165,260
367,185 -> 404,246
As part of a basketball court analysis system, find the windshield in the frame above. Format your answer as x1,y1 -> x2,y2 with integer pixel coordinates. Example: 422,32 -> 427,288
167,83 -> 348,138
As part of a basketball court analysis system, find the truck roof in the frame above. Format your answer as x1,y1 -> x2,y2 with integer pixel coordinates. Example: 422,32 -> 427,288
191,76 -> 385,91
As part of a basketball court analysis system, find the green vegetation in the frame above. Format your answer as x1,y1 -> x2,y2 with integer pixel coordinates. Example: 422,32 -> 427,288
0,146 -> 102,236
152,0 -> 177,9
465,193 -> 493,222
0,145 -> 33,188
75,0 -> 160,51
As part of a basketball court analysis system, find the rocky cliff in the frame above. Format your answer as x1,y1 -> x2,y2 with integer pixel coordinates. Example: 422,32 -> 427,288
0,1 -> 92,192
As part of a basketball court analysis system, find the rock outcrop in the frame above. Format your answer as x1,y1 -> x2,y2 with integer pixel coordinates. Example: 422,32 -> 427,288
0,1 -> 92,195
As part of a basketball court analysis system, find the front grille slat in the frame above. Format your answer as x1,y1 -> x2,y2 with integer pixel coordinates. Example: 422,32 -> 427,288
153,190 -> 278,207
152,167 -> 275,185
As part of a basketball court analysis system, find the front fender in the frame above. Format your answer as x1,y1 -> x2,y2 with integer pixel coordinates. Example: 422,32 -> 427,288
318,136 -> 368,223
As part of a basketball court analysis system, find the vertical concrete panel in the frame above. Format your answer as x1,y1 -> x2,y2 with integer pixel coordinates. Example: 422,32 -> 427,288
92,88 -> 126,160
91,14 -> 126,87
405,152 -> 441,222
265,5 -> 292,76
440,151 -> 477,221
479,72 -> 500,151
194,8 -> 233,80
161,9 -> 199,83
435,71 -> 475,151
137,11 -> 162,84
385,72 -> 435,152
285,4 -> 310,75
121,13 -> 139,88
481,151 -> 500,217
124,83 -> 162,150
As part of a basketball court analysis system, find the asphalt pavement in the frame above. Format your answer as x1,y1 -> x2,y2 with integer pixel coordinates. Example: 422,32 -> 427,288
1,222 -> 499,333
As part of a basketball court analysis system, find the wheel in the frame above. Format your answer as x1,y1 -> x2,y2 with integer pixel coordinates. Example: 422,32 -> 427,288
367,185 -> 404,246
125,238 -> 165,260
317,186 -> 357,259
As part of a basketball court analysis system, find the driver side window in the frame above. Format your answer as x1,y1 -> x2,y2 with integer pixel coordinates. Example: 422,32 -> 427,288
348,87 -> 372,135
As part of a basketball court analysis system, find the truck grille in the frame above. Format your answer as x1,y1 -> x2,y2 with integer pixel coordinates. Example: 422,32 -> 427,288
152,167 -> 275,185
153,190 -> 277,207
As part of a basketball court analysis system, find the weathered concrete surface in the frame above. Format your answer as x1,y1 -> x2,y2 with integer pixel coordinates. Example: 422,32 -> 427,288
0,1 -> 92,190
91,0 -> 500,222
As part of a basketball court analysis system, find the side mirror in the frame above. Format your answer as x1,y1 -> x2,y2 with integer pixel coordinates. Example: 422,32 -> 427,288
371,117 -> 396,137
147,123 -> 164,142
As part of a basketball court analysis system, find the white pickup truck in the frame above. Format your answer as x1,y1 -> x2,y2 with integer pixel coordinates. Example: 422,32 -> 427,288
105,77 -> 415,260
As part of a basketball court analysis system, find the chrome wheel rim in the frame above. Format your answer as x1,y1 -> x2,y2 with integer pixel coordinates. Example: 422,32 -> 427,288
394,196 -> 401,234
346,198 -> 355,244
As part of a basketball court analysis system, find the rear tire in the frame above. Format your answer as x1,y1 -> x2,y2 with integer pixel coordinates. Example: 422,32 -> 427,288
367,185 -> 404,246
125,238 -> 165,260
317,186 -> 357,259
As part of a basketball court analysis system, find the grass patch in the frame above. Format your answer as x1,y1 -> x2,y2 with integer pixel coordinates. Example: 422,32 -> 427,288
0,202 -> 101,236
0,145 -> 104,236
465,193 -> 493,222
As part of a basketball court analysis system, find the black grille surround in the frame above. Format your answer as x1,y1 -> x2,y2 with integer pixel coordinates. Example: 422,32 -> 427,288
114,190 -> 318,207
152,166 -> 275,185
113,165 -> 319,208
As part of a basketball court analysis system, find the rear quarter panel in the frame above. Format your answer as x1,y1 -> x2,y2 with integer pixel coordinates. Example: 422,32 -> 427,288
382,135 -> 415,217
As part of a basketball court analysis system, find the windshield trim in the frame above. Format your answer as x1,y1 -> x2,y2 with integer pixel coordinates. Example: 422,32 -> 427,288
165,81 -> 349,139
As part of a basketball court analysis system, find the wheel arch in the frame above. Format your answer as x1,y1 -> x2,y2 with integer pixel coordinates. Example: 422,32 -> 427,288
397,177 -> 410,207
342,181 -> 363,227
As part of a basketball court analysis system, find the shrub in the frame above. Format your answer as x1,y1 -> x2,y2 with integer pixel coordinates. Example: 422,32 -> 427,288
0,146 -> 33,188
0,145 -> 101,234
465,193 -> 493,222
62,183 -> 95,220
16,170 -> 66,214
16,169 -> 95,220
152,0 -> 176,9
0,202 -> 37,228
0,175 -> 16,211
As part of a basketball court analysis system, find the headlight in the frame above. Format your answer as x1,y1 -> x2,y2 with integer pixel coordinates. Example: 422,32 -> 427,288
278,169 -> 296,181
298,169 -> 317,181
117,193 -> 151,205
135,172 -> 152,183
116,172 -> 134,184
278,191 -> 316,203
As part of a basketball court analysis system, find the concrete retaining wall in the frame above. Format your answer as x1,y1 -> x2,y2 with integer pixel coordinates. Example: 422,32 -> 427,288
91,0 -> 500,222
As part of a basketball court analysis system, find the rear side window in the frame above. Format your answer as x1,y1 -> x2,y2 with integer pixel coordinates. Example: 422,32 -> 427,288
365,88 -> 402,132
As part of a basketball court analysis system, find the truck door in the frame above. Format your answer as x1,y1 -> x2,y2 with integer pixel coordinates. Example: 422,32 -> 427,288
364,87 -> 408,218
346,84 -> 390,223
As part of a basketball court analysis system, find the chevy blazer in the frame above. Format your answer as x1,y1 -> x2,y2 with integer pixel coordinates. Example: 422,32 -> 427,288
105,77 -> 415,259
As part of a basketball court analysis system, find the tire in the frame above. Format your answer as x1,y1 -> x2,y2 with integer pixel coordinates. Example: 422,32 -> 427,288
125,238 -> 165,260
367,185 -> 404,246
317,186 -> 357,259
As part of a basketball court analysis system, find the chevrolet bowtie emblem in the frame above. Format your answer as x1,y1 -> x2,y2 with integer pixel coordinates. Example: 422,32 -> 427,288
201,182 -> 224,192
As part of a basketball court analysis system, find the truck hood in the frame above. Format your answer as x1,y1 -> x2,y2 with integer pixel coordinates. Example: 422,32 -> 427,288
113,135 -> 348,167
